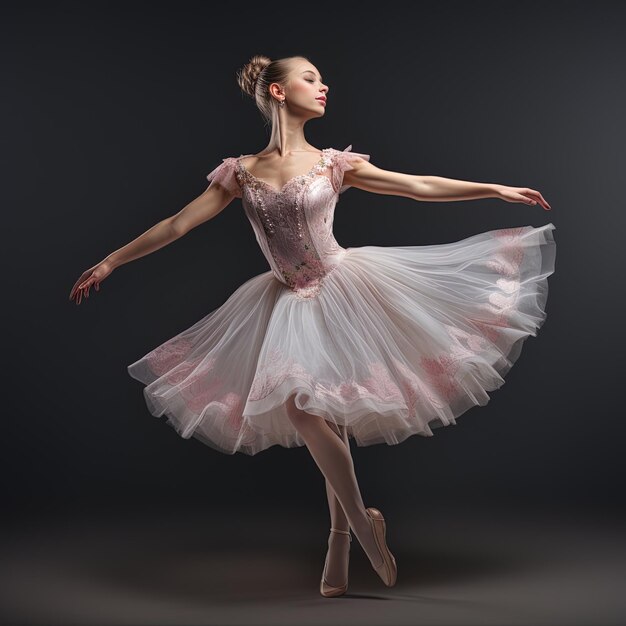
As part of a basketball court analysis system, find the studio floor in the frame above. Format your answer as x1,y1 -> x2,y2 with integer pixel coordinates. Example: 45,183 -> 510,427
2,499 -> 625,626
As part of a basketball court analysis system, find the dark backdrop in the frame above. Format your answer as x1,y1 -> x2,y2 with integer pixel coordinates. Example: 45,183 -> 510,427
4,2 -> 624,525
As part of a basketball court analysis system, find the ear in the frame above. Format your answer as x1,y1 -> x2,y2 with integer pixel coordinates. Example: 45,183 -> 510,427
268,82 -> 284,100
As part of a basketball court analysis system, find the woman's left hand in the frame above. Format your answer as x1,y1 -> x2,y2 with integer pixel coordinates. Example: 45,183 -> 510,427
494,184 -> 552,210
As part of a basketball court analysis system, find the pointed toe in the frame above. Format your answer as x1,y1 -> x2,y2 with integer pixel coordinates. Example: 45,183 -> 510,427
366,507 -> 398,587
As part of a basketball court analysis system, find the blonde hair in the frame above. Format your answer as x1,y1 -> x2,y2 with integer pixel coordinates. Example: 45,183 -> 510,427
236,54 -> 310,125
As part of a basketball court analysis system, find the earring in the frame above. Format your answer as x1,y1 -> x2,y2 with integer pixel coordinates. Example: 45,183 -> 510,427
279,99 -> 285,107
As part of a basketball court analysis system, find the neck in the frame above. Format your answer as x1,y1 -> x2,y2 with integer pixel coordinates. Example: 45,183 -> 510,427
263,108 -> 317,156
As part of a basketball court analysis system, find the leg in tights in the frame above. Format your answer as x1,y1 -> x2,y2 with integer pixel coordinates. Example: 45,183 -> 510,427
286,395 -> 384,571
322,420 -> 352,587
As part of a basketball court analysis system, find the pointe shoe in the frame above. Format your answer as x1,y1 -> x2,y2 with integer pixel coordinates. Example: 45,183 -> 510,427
365,507 -> 397,587
320,527 -> 352,597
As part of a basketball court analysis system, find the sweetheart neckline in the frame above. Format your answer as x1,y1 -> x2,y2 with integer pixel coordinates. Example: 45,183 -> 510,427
237,148 -> 334,194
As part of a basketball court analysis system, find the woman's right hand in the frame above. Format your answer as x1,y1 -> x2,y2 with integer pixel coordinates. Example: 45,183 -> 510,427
69,260 -> 114,305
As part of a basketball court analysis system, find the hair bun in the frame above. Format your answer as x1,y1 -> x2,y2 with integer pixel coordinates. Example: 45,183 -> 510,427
236,54 -> 272,99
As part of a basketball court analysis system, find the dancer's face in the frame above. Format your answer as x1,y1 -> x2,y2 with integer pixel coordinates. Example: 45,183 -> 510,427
282,61 -> 329,118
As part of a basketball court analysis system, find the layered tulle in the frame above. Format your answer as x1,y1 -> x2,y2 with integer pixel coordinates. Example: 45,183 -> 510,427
330,145 -> 371,194
205,156 -> 243,198
127,223 -> 556,455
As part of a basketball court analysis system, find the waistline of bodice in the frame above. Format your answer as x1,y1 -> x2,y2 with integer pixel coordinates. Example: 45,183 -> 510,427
279,247 -> 352,300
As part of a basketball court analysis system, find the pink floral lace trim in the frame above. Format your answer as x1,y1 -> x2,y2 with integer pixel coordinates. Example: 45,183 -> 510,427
144,337 -> 256,444
465,227 -> 526,342
421,225 -> 525,399
139,226 -> 529,434
248,346 -> 417,406
410,227 -> 527,404
247,342 -> 484,413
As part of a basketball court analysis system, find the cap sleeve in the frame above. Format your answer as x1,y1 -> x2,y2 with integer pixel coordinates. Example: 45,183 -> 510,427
331,145 -> 371,195
206,157 -> 242,198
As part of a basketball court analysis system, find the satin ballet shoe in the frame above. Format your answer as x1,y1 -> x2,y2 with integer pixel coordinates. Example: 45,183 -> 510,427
365,507 -> 397,587
320,527 -> 352,597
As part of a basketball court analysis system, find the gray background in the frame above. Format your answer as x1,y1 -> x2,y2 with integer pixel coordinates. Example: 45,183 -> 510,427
3,2 -> 625,624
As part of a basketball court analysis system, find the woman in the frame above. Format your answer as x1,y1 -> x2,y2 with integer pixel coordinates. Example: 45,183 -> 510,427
69,54 -> 556,597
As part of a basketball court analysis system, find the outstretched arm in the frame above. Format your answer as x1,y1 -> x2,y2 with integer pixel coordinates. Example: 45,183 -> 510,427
69,182 -> 237,304
107,183 -> 237,269
342,158 -> 552,210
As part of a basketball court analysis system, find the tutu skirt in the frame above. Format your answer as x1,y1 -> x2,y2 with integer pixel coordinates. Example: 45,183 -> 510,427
128,223 -> 556,455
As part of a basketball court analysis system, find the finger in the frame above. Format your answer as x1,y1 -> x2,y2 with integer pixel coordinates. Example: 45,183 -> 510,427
527,189 -> 551,210
540,195 -> 552,210
70,275 -> 87,300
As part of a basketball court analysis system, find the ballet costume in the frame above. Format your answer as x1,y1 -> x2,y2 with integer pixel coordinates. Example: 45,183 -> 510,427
128,145 -> 556,456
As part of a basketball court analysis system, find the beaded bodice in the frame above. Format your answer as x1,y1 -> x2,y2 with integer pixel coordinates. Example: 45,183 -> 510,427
206,145 -> 371,299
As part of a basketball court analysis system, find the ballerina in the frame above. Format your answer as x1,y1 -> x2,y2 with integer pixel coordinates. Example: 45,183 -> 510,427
69,54 -> 556,596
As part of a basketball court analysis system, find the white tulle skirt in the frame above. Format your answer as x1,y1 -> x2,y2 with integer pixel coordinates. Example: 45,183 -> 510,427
127,223 -> 556,455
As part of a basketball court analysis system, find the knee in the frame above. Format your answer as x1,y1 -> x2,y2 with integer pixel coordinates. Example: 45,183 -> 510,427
286,393 -> 308,426
286,394 -> 323,434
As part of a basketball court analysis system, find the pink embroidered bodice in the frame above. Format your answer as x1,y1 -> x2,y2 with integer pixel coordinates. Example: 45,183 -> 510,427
206,145 -> 370,299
